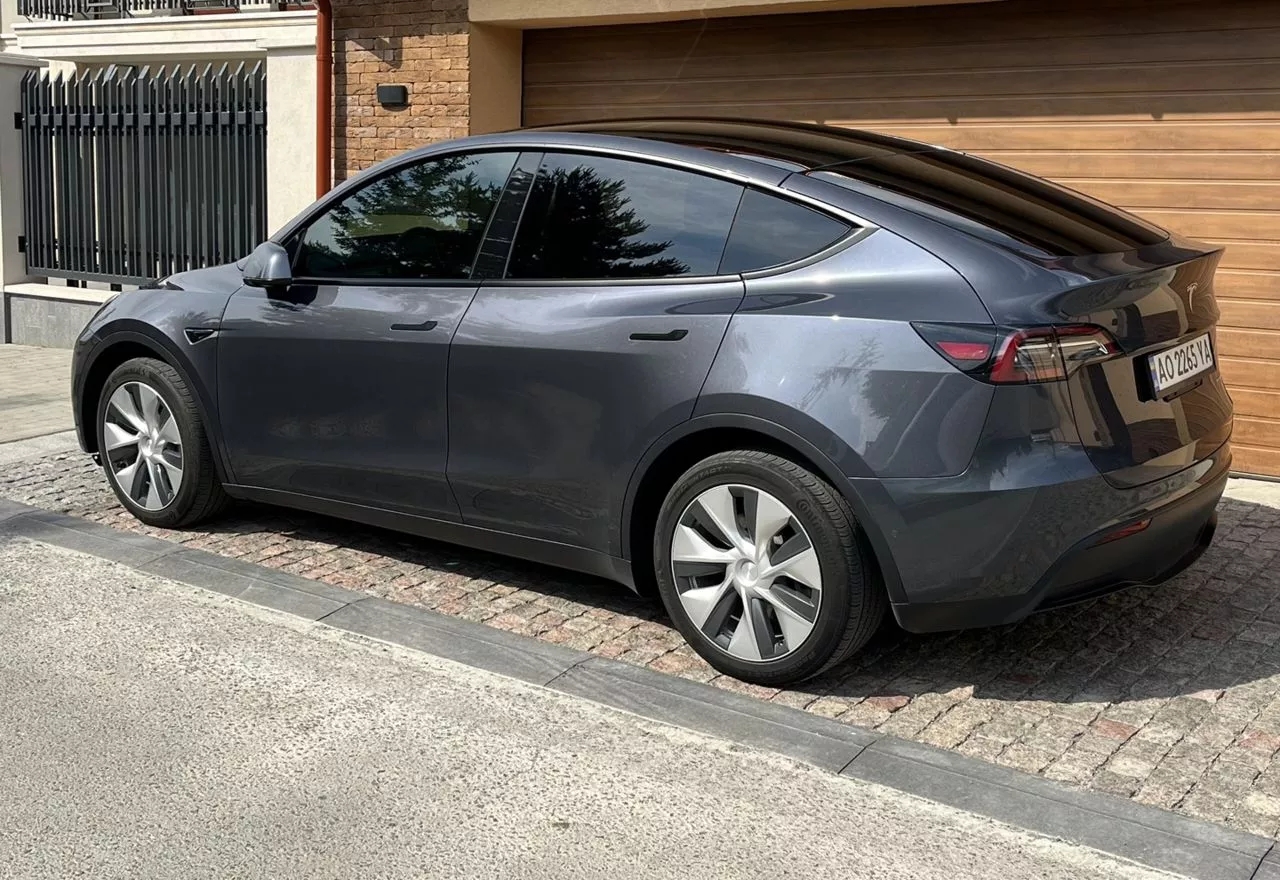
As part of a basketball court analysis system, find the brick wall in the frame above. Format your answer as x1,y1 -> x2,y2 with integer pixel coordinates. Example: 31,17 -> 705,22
332,0 -> 470,182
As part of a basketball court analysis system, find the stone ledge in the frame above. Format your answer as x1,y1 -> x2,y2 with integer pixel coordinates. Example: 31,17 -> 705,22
5,281 -> 116,305
3,283 -> 110,347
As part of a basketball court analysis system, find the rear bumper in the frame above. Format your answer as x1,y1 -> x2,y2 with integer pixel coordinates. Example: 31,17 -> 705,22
881,440 -> 1230,634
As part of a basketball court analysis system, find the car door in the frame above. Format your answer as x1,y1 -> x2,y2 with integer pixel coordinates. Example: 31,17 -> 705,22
447,151 -> 747,553
218,150 -> 520,519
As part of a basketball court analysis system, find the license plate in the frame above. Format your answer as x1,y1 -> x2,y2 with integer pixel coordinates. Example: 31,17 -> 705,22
1148,334 -> 1214,394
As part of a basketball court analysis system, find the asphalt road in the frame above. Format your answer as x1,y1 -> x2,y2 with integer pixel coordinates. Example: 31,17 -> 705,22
0,535 -> 1186,880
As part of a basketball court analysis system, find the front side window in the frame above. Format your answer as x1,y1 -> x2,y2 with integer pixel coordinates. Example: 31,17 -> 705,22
295,151 -> 518,280
719,189 -> 852,274
507,153 -> 743,280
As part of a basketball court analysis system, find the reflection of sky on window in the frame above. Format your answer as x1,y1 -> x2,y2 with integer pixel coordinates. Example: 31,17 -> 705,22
574,156 -> 741,274
371,152 -> 514,234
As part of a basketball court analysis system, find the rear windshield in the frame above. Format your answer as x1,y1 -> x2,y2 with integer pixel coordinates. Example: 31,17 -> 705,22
810,150 -> 1169,258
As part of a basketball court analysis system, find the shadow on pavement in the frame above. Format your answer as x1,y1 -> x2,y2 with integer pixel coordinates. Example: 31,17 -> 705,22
5,451 -> 1280,713
157,490 -> 1280,709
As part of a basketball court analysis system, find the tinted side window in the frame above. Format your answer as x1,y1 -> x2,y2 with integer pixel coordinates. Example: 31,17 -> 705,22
507,154 -> 742,280
296,152 -> 517,280
719,189 -> 851,273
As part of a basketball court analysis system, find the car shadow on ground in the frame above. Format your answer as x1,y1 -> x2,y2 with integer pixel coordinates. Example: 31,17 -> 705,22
164,489 -> 1280,712
9,452 -> 1279,713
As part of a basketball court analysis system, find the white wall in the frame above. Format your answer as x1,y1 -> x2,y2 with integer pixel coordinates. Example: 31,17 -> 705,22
0,0 -> 17,42
0,53 -> 46,286
10,10 -> 316,62
264,43 -> 316,235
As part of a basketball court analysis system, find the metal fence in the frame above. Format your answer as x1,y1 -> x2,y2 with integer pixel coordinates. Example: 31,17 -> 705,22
20,63 -> 267,285
18,0 -> 241,19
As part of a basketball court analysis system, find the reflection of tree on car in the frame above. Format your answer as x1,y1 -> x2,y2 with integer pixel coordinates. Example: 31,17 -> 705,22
510,164 -> 688,279
297,154 -> 691,281
298,154 -> 511,279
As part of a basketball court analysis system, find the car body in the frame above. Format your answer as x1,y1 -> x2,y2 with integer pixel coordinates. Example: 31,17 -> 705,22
71,118 -> 1232,682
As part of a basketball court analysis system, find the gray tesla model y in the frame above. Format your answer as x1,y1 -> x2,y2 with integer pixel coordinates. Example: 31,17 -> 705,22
70,119 -> 1233,684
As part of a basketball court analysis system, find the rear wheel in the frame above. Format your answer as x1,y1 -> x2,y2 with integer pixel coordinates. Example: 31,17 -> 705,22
653,450 -> 884,685
97,357 -> 229,528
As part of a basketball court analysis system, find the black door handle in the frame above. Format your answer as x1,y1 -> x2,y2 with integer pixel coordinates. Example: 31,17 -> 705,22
630,329 -> 688,342
391,319 -> 438,332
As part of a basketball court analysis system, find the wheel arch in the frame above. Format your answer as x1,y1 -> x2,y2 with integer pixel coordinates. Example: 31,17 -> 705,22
79,327 -> 232,484
621,414 -> 904,602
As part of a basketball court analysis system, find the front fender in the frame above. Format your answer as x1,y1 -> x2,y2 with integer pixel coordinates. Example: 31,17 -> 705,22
75,287 -> 235,482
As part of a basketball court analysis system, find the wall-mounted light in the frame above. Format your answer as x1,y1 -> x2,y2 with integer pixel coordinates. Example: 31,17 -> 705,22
376,84 -> 409,109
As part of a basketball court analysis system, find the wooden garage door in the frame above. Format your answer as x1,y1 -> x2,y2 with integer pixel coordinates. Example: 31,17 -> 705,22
524,0 -> 1280,476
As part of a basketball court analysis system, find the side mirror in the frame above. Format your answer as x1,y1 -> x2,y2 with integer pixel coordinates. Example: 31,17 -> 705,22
242,241 -> 293,290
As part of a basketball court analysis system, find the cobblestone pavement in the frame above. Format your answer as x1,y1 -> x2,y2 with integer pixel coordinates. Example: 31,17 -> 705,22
0,344 -> 74,442
6,452 -> 1280,837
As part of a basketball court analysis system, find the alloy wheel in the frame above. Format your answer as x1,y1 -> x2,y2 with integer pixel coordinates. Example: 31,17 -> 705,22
102,381 -> 184,511
670,483 -> 823,662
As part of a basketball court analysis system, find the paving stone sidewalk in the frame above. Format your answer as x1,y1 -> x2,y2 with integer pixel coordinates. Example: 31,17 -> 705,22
0,344 -> 74,442
4,451 -> 1280,837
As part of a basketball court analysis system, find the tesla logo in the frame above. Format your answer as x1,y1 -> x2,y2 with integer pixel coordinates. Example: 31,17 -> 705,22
1187,282 -> 1199,310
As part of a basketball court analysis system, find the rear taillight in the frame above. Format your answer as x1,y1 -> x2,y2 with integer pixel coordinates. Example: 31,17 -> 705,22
914,323 -> 1119,384
989,328 -> 1061,383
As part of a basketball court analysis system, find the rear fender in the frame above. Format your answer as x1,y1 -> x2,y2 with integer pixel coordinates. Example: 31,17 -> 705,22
621,411 -> 908,603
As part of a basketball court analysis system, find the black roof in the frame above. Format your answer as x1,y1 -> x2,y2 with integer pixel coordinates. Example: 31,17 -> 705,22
531,117 -> 1168,258
526,117 -> 947,172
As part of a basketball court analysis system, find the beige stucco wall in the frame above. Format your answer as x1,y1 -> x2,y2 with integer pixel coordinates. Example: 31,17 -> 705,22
10,9 -> 316,62
0,53 -> 46,286
264,43 -> 317,234
470,0 -> 1005,28
468,23 -> 520,135
0,0 -> 17,41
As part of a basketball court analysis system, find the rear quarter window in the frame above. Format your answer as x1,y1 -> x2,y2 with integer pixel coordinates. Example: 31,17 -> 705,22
719,189 -> 852,274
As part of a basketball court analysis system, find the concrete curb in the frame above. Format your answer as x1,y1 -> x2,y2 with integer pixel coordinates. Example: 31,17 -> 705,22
0,429 -> 79,466
0,496 -> 1271,879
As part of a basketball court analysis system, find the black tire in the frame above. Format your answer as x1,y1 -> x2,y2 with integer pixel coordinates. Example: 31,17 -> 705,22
96,357 -> 230,528
653,450 -> 885,686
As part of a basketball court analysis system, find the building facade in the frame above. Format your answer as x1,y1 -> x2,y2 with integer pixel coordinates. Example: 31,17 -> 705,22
0,0 -> 317,347
334,0 -> 1280,477
2,0 -> 1276,477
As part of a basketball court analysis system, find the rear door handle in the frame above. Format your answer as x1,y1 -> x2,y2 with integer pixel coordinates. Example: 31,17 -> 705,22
391,319 -> 438,332
630,329 -> 688,342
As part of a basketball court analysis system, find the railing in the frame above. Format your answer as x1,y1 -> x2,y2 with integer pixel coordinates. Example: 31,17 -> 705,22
19,0 -> 243,20
20,63 -> 267,285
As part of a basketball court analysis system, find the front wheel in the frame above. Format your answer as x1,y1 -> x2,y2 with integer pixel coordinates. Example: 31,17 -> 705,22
653,450 -> 885,685
96,357 -> 229,528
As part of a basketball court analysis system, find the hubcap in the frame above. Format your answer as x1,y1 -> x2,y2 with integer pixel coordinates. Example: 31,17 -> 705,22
670,484 -> 822,663
102,381 -> 184,511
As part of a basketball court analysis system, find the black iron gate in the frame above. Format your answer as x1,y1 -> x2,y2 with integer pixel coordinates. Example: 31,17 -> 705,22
20,63 -> 267,285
